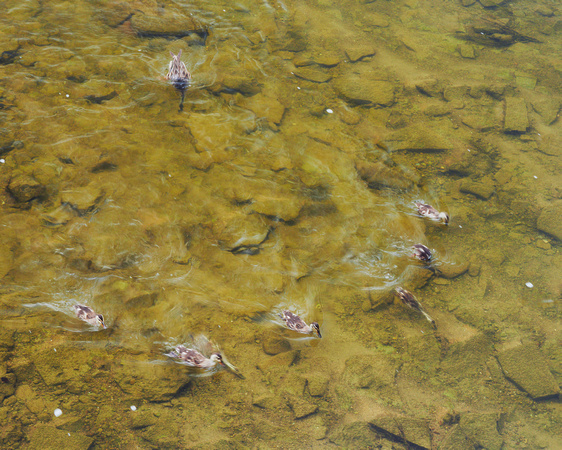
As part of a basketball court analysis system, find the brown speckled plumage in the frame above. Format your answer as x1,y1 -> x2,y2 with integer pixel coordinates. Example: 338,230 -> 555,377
394,287 -> 435,327
412,244 -> 432,262
166,50 -> 191,111
167,345 -> 223,369
415,202 -> 449,224
73,304 -> 106,328
280,310 -> 322,337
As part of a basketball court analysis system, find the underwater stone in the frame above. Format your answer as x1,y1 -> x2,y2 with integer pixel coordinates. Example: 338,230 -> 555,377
355,160 -> 415,190
329,422 -> 378,447
333,76 -> 394,107
240,93 -> 285,125
503,97 -> 529,133
261,333 -> 291,355
287,395 -> 318,419
306,373 -> 330,397
343,45 -> 376,62
130,10 -> 206,39
459,44 -> 476,59
26,425 -> 93,450
386,124 -> 451,152
0,365 -> 15,404
416,80 -> 443,97
497,343 -> 560,400
114,357 -> 191,402
459,412 -> 504,450
438,260 -> 469,279
7,174 -> 46,203
293,67 -> 332,83
460,177 -> 496,200
537,201 -> 562,241
370,416 -> 431,449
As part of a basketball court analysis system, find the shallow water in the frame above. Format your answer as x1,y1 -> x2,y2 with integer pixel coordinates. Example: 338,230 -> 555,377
0,0 -> 561,448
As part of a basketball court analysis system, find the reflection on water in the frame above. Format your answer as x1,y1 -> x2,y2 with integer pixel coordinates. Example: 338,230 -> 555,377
1,0 -> 561,447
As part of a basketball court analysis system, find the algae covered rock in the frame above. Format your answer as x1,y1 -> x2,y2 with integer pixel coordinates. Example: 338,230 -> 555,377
537,201 -> 562,241
503,97 -> 529,133
25,424 -> 93,450
333,75 -> 395,107
370,416 -> 431,449
113,356 -> 191,402
329,421 -> 378,447
497,343 -> 560,400
459,412 -> 504,450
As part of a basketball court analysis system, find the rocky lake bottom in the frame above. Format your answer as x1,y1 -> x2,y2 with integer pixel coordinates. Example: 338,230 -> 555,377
0,0 -> 561,448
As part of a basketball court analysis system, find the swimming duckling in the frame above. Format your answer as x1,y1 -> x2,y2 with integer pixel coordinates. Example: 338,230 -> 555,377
415,202 -> 449,224
412,244 -> 432,262
394,287 -> 435,327
73,305 -> 106,329
167,345 -> 224,369
165,50 -> 191,111
166,336 -> 244,378
280,310 -> 322,338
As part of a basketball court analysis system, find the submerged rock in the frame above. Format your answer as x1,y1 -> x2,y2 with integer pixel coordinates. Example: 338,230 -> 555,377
287,395 -> 318,419
7,174 -> 46,203
459,412 -> 504,450
497,343 -> 560,400
503,97 -> 529,133
329,422 -> 378,447
26,425 -> 93,450
459,177 -> 496,200
386,124 -> 452,152
370,416 -> 431,449
537,201 -> 562,241
333,75 -> 395,107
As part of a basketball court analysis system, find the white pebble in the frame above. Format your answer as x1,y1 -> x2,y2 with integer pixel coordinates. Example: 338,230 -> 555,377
53,348 -> 56,352
130,405 -> 137,411
533,175 -> 537,179
54,408 -> 63,417
297,87 -> 301,90
66,94 -> 69,98
459,225 -> 462,228
326,108 -> 333,114
525,282 -> 534,289
0,158 -> 5,164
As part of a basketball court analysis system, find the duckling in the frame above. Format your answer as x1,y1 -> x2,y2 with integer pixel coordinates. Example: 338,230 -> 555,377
165,50 -> 191,111
280,310 -> 322,338
394,287 -> 436,327
166,337 -> 244,378
415,202 -> 449,224
167,345 -> 224,369
412,244 -> 432,262
73,305 -> 106,329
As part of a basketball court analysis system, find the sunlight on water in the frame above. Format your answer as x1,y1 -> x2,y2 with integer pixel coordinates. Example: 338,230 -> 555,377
0,0 -> 560,448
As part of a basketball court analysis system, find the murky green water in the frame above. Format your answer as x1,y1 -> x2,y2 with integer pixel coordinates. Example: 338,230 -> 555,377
0,0 -> 561,448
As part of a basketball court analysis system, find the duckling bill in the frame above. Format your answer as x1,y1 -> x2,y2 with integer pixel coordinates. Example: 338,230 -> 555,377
166,50 -> 191,111
394,287 -> 435,327
280,310 -> 322,338
73,304 -> 106,329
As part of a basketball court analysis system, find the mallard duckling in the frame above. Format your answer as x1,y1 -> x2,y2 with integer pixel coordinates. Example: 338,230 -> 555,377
167,345 -> 224,369
394,287 -> 435,327
73,305 -> 106,329
166,337 -> 244,378
280,310 -> 322,338
415,202 -> 449,224
412,244 -> 432,262
166,50 -> 191,111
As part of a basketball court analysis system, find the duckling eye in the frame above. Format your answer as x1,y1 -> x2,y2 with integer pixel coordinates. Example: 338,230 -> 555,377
97,314 -> 104,322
